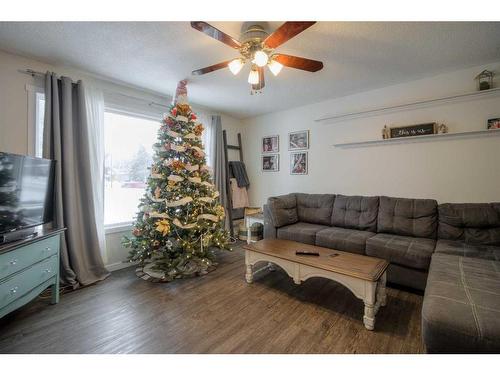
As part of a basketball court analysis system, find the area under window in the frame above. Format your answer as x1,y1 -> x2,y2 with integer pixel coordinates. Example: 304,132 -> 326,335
104,111 -> 159,226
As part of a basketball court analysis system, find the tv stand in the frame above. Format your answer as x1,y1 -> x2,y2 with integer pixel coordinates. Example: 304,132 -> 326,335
0,225 -> 65,319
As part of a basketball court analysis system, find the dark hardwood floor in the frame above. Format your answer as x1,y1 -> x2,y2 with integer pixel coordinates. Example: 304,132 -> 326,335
0,242 -> 425,353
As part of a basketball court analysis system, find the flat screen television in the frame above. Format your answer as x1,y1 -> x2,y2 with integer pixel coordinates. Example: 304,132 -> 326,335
0,152 -> 55,244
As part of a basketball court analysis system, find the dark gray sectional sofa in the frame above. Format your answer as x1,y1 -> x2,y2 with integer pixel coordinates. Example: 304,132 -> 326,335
263,193 -> 500,353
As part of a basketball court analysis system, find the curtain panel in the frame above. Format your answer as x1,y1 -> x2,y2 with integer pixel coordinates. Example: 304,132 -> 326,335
43,72 -> 109,288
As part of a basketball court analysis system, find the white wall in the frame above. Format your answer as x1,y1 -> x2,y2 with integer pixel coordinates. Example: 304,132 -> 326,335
241,62 -> 500,207
0,49 -> 244,270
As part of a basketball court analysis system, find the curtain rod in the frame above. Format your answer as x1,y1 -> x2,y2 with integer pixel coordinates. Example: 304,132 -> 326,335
18,68 -> 169,109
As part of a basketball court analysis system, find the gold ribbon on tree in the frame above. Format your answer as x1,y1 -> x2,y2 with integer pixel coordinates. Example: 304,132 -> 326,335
165,196 -> 193,207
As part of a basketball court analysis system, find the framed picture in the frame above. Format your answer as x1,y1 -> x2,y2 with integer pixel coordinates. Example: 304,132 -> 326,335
290,152 -> 308,175
487,118 -> 500,130
262,154 -> 279,172
288,130 -> 309,150
262,135 -> 279,153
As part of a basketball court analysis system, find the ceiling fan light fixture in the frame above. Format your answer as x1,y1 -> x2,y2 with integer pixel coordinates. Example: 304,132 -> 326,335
268,59 -> 283,76
252,50 -> 269,67
248,68 -> 259,85
228,58 -> 244,75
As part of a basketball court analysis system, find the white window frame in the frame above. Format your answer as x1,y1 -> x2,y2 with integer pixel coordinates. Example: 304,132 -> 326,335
26,84 -> 45,157
103,106 -> 161,234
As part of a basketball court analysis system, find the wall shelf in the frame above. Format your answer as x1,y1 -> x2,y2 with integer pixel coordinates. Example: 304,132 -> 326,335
333,129 -> 500,148
316,87 -> 500,124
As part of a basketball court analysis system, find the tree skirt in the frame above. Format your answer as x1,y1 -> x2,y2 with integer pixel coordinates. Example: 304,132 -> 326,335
135,262 -> 217,283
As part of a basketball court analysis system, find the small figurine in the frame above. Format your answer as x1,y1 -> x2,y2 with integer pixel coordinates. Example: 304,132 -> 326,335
437,123 -> 448,134
382,125 -> 390,139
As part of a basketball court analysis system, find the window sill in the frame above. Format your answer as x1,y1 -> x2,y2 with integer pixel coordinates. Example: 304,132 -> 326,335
105,222 -> 133,234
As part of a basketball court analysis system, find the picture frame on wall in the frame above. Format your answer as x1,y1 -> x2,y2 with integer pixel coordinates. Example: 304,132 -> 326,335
262,154 -> 279,172
487,118 -> 500,130
262,135 -> 279,153
288,130 -> 309,150
290,152 -> 308,175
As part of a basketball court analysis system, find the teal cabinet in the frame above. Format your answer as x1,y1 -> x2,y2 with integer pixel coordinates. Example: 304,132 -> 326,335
0,228 -> 63,319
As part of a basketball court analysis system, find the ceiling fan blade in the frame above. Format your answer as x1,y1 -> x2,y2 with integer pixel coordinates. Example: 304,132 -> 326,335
192,60 -> 232,75
191,21 -> 241,49
273,54 -> 323,72
264,22 -> 316,49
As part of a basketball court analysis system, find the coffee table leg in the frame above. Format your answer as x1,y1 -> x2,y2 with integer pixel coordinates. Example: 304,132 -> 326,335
363,282 -> 376,330
245,264 -> 253,283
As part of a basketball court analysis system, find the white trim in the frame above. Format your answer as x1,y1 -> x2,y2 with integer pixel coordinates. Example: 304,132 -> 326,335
106,261 -> 136,272
316,87 -> 500,124
333,128 -> 500,148
105,222 -> 133,234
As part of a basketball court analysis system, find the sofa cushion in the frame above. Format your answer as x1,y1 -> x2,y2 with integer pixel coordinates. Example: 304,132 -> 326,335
267,193 -> 298,228
378,196 -> 438,239
315,227 -> 376,255
438,203 -> 500,246
435,239 -> 500,261
277,222 -> 329,245
366,233 -> 436,270
296,193 -> 335,226
331,195 -> 379,232
422,253 -> 500,353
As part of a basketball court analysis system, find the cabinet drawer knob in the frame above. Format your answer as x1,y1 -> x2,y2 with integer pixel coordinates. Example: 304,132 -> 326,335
44,247 -> 51,252
44,269 -> 52,274
10,287 -> 18,295
9,259 -> 18,265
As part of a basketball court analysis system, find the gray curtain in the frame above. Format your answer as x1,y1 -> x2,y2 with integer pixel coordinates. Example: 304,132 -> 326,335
43,72 -> 110,288
211,115 -> 229,230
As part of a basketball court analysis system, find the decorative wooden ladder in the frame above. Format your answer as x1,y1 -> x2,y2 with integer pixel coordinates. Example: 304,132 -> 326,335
222,130 -> 243,237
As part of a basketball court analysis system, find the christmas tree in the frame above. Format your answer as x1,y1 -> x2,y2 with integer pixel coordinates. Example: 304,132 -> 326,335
123,80 -> 230,282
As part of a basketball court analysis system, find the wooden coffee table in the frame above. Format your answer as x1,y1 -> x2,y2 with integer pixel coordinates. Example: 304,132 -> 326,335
243,238 -> 389,330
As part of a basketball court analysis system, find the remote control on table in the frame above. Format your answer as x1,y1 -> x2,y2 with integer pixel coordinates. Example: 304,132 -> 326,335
295,250 -> 320,256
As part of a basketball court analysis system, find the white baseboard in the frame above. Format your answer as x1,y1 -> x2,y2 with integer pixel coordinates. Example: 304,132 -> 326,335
106,261 -> 136,272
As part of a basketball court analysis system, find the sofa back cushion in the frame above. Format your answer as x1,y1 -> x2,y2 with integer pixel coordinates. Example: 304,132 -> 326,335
296,193 -> 335,226
438,203 -> 500,245
267,194 -> 298,228
331,195 -> 379,232
378,196 -> 438,238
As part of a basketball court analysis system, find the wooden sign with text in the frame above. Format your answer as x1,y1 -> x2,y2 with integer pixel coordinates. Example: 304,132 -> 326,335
390,123 -> 437,138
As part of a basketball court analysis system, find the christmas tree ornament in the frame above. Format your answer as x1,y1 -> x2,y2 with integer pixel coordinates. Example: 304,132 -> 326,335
123,80 -> 230,282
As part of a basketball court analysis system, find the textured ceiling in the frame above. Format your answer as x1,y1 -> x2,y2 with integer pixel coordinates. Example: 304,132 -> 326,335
1,22 -> 500,118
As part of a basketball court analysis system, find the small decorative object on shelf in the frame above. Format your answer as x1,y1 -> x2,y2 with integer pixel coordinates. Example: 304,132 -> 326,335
389,122 -> 437,138
488,118 -> 500,130
437,123 -> 448,134
475,70 -> 494,91
382,125 -> 390,139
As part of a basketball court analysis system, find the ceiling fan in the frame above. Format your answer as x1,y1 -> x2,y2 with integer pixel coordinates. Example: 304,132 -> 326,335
191,21 -> 324,94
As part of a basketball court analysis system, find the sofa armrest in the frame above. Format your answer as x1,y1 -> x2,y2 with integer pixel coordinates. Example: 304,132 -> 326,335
266,193 -> 298,229
263,204 -> 277,239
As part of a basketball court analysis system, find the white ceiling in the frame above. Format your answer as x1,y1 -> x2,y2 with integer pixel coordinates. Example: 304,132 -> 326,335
1,22 -> 500,118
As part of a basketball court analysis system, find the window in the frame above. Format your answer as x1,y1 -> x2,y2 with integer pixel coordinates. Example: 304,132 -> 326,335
27,85 -> 45,157
104,111 -> 160,226
35,93 -> 45,157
